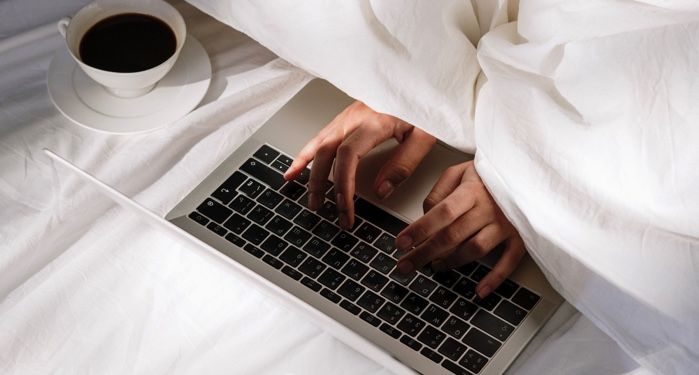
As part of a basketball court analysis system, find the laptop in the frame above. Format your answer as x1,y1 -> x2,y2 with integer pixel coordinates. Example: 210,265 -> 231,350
46,79 -> 562,375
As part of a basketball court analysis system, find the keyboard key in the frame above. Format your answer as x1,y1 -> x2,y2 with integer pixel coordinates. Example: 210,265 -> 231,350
242,224 -> 269,245
417,325 -> 446,349
270,160 -> 289,173
463,329 -> 501,357
243,244 -> 264,258
281,265 -> 303,281
341,259 -> 369,280
253,145 -> 280,164
359,311 -> 381,327
225,233 -> 245,247
460,350 -> 488,374
354,222 -> 381,244
474,292 -> 501,311
361,270 -> 389,292
206,222 -> 227,237
300,277 -> 322,292
471,265 -> 490,282
238,178 -> 265,198
317,201 -> 338,222
429,287 -> 457,309
389,269 -> 416,286
296,167 -> 311,184
511,287 -> 540,310
339,300 -> 361,315
284,226 -> 312,247
354,198 -> 408,236
265,216 -> 292,236
303,236 -> 330,257
198,198 -> 233,223
247,205 -> 273,225
279,246 -> 306,267
213,171 -> 247,203
494,300 -> 527,326
377,302 -> 406,324
258,189 -> 284,209
442,360 -> 471,375
370,253 -> 396,274
401,293 -> 429,315
495,279 -> 519,299
397,314 -> 425,337
456,262 -> 478,277
433,270 -> 461,288
451,298 -> 478,321
381,281 -> 409,304
189,211 -> 209,226
322,248 -> 350,269
260,235 -> 287,256
337,280 -> 365,301
421,304 -> 449,327
471,310 -> 514,341
318,268 -> 346,290
410,275 -> 437,297
350,242 -> 377,263
262,254 -> 283,269
240,158 -> 285,189
223,213 -> 251,234
357,291 -> 385,313
294,209 -> 321,230
400,336 -> 422,351
312,220 -> 340,241
420,347 -> 444,363
299,257 -> 326,278
373,233 -> 396,254
320,288 -> 341,303
276,153 -> 293,166
230,194 -> 255,215
275,199 -> 302,220
438,337 -> 467,361
442,316 -> 470,339
453,278 -> 477,300
331,232 -> 359,252
379,323 -> 401,339
279,181 -> 306,200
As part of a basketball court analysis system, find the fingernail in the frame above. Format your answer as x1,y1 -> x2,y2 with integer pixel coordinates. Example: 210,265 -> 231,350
477,285 -> 492,298
432,260 -> 447,272
336,193 -> 346,209
397,259 -> 414,275
339,213 -> 351,229
395,235 -> 413,251
377,180 -> 394,199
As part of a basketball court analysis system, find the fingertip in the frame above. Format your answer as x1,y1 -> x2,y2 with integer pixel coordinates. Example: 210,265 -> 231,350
376,180 -> 394,199
476,284 -> 492,299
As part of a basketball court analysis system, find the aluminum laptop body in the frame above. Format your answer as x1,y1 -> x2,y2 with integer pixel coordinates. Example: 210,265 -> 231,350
47,79 -> 563,375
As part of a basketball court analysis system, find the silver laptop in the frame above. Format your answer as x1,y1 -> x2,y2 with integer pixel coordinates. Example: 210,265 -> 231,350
48,79 -> 562,375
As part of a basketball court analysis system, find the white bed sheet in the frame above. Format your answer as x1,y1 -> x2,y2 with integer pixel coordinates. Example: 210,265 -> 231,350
0,1 -> 642,374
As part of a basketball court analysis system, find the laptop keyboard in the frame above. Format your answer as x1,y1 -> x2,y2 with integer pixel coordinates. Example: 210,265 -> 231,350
189,144 -> 541,375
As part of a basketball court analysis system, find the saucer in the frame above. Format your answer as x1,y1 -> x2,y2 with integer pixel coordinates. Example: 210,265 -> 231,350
47,34 -> 211,134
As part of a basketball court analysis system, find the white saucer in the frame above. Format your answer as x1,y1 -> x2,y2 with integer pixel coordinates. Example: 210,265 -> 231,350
48,35 -> 211,134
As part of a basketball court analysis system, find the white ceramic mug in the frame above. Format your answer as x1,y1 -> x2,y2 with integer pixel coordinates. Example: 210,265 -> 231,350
57,0 -> 186,98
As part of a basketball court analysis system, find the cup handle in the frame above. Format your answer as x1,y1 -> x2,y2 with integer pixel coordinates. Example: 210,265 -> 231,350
57,17 -> 71,37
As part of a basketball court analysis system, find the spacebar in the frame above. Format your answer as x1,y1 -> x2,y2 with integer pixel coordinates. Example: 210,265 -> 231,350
354,198 -> 408,236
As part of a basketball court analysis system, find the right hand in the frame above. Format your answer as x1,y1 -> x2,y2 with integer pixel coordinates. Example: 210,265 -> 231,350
284,101 -> 436,229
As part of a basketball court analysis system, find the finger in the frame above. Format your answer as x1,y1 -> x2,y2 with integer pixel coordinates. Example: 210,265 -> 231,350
476,236 -> 525,298
308,135 -> 342,210
422,163 -> 466,213
435,223 -> 509,270
398,207 -> 491,273
395,182 -> 476,253
374,127 -> 435,199
333,126 -> 385,229
285,135 -> 323,181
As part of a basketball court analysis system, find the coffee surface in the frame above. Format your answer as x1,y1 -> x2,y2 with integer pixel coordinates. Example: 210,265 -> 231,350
79,13 -> 176,73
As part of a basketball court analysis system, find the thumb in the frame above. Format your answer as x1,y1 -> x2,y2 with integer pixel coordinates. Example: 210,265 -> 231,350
374,127 -> 435,199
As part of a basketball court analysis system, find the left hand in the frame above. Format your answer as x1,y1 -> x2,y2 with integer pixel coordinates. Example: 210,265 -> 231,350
395,161 -> 525,298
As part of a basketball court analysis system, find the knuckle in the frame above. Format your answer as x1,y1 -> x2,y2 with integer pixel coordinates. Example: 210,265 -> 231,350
423,195 -> 439,210
471,239 -> 489,257
439,204 -> 459,221
441,226 -> 462,246
386,162 -> 413,181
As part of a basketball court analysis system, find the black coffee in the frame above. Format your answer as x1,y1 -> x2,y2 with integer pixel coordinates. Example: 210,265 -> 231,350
79,13 -> 176,73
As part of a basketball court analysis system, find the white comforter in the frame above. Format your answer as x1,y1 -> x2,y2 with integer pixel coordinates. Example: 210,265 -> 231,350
0,0 -> 693,374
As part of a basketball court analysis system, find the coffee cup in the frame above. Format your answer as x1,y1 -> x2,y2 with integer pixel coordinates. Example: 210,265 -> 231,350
57,0 -> 186,98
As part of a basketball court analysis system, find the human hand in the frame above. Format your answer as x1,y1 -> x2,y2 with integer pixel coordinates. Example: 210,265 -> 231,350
395,161 -> 525,298
284,101 -> 436,229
